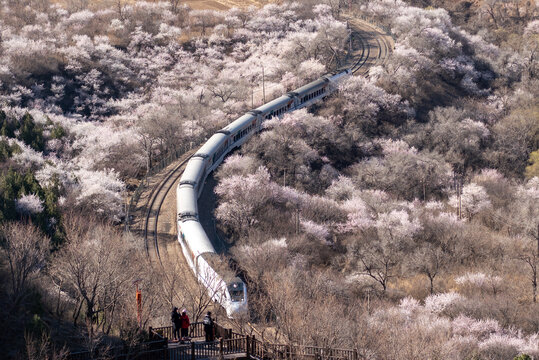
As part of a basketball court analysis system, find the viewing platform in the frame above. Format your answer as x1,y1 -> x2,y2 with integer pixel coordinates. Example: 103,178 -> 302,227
149,322 -> 255,360
68,321 -> 360,360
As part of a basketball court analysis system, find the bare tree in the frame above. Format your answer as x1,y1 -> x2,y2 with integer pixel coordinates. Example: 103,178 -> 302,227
24,331 -> 68,360
407,213 -> 462,294
515,226 -> 539,303
259,267 -> 356,350
0,222 -> 49,310
409,244 -> 446,295
169,0 -> 181,13
49,215 -> 147,340
352,229 -> 408,293
189,10 -> 223,36
136,112 -> 161,173
157,254 -> 215,323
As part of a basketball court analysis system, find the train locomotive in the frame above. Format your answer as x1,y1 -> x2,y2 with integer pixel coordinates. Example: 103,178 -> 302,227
176,68 -> 351,317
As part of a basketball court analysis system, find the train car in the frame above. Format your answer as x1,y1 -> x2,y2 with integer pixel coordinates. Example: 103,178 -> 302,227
255,94 -> 296,120
194,133 -> 230,175
176,66 -> 352,319
219,113 -> 258,150
177,184 -> 198,221
199,254 -> 248,316
288,69 -> 351,110
180,156 -> 208,197
178,218 -> 248,317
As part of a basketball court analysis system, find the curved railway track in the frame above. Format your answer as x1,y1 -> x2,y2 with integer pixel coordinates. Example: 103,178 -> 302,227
136,16 -> 394,300
142,153 -> 193,264
347,18 -> 393,75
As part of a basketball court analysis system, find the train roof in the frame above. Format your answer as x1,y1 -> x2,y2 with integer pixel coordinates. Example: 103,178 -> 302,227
324,68 -> 351,82
220,113 -> 257,134
255,95 -> 294,114
324,68 -> 350,77
290,78 -> 329,97
180,157 -> 206,186
177,184 -> 198,218
180,220 -> 216,256
195,133 -> 229,158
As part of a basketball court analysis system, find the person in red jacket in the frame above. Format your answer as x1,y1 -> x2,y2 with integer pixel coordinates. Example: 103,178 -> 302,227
180,309 -> 190,342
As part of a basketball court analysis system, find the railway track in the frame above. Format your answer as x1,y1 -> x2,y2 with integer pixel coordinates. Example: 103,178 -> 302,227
135,16 -> 393,307
138,149 -> 198,275
347,17 -> 393,75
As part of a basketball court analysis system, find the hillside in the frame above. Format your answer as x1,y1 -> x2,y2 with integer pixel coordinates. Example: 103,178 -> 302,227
0,0 -> 537,359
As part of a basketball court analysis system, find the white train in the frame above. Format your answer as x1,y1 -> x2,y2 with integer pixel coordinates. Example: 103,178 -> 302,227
176,68 -> 351,317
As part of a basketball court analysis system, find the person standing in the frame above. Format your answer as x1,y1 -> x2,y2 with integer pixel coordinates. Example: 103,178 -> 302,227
203,311 -> 214,342
180,309 -> 190,341
171,307 -> 181,341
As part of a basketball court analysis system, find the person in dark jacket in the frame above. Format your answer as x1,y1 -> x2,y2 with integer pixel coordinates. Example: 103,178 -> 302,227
180,309 -> 190,341
203,311 -> 214,342
171,307 -> 181,341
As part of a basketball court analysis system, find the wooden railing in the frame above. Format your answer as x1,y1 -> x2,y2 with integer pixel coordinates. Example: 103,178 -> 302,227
69,322 -> 360,360
149,321 -> 233,341
257,342 -> 358,360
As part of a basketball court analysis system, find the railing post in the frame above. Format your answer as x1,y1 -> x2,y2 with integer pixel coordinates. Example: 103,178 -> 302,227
252,335 -> 256,357
191,341 -> 195,360
219,338 -> 224,360
353,349 -> 358,360
163,338 -> 169,360
246,336 -> 250,359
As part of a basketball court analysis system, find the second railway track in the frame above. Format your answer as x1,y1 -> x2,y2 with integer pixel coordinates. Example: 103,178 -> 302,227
142,150 -> 194,265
